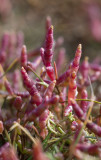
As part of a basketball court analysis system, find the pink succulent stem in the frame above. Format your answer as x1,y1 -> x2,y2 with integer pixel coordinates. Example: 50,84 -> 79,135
68,71 -> 77,104
4,80 -> 14,95
21,67 -> 42,105
14,91 -> 30,98
21,45 -> 28,69
24,97 -> 49,122
81,89 -> 88,113
39,109 -> 49,139
70,100 -> 86,121
86,121 -> 101,137
70,100 -> 101,137
24,95 -> 59,122
39,80 -> 56,138
76,143 -> 100,155
64,45 -> 82,117
71,44 -> 82,74
41,26 -> 55,80
44,25 -> 54,67
46,66 -> 55,80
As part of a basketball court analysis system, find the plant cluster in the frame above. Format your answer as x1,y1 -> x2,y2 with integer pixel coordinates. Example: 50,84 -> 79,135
0,17 -> 101,160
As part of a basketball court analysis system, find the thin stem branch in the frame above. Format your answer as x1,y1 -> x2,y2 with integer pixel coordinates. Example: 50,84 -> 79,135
10,122 -> 36,144
0,58 -> 18,79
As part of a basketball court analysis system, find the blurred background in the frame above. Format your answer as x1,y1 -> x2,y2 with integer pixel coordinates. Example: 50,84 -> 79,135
0,0 -> 101,60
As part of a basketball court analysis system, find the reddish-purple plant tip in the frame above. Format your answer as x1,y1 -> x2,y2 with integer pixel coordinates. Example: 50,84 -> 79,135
21,45 -> 27,68
46,16 -> 51,32
71,44 -> 82,73
41,25 -> 55,80
21,67 -> 33,89
40,48 -> 45,65
44,25 -> 54,67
